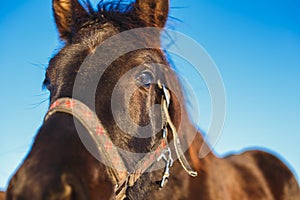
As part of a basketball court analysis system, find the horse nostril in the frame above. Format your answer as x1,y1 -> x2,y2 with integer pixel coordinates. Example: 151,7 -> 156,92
59,183 -> 73,200
60,174 -> 88,200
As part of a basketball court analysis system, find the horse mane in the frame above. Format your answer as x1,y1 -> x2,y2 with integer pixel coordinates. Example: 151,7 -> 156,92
78,0 -> 155,31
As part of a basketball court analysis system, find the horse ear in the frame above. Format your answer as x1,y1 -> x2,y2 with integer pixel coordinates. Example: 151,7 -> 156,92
135,0 -> 169,28
52,0 -> 88,41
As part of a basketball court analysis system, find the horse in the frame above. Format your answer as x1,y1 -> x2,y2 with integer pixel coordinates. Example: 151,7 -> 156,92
4,0 -> 300,199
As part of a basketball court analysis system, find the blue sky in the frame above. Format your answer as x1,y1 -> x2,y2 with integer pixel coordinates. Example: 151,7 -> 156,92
0,0 -> 299,189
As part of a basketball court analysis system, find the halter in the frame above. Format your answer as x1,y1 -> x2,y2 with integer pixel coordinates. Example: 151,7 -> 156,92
45,83 -> 197,200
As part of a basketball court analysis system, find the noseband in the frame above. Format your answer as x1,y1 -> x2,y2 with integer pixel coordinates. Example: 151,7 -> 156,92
45,83 -> 197,199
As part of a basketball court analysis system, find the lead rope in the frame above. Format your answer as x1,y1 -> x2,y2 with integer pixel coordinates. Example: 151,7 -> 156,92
159,82 -> 198,178
161,99 -> 197,177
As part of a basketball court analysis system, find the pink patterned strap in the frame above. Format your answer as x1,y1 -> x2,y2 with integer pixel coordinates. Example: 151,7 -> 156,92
45,98 -> 128,186
128,138 -> 168,187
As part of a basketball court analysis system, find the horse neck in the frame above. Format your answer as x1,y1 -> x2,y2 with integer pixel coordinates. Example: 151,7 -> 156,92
188,130 -> 215,171
179,111 -> 216,173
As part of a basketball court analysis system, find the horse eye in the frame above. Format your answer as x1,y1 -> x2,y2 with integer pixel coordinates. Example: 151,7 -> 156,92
135,71 -> 154,88
43,77 -> 52,91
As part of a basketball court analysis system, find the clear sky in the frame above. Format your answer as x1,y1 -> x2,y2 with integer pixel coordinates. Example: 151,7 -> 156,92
0,0 -> 299,190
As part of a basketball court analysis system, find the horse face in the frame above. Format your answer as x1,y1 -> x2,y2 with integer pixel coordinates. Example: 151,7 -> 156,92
7,0 -> 170,199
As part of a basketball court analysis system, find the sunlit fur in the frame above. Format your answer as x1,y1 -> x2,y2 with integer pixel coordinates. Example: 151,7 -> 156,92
5,1 -> 300,199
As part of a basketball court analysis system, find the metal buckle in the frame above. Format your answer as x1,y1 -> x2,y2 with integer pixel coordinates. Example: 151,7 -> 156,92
115,178 -> 128,200
157,146 -> 174,188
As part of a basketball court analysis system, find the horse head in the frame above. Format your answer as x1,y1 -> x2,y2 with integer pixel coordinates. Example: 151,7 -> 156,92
6,1 -> 199,199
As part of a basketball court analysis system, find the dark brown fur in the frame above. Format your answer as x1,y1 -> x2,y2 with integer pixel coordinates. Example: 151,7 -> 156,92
5,0 -> 300,199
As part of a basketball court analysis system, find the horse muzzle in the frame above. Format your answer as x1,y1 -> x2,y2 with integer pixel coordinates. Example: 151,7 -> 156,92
6,172 -> 88,200
6,112 -> 114,200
